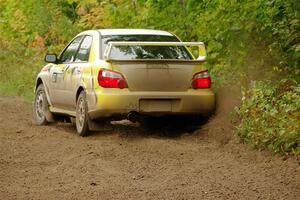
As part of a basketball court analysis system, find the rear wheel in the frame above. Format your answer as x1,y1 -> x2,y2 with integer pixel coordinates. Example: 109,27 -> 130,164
33,84 -> 52,125
76,91 -> 89,136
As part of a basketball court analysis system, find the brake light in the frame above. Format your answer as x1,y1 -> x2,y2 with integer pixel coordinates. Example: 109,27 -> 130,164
98,69 -> 127,89
192,71 -> 211,89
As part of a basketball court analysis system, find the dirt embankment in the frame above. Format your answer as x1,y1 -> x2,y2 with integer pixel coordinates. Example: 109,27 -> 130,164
0,89 -> 299,200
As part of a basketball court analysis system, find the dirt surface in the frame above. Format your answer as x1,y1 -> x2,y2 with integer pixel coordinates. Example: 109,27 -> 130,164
1,90 -> 300,200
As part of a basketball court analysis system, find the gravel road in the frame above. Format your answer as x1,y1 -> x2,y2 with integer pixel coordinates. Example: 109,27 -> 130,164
0,92 -> 299,200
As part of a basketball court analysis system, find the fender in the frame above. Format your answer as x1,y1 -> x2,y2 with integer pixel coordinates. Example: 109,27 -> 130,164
74,67 -> 97,111
35,76 -> 53,107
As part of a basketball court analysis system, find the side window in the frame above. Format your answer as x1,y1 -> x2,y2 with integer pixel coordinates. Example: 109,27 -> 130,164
75,36 -> 93,62
59,36 -> 83,63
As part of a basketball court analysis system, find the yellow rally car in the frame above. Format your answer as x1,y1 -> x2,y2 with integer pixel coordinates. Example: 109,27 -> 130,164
33,29 -> 215,136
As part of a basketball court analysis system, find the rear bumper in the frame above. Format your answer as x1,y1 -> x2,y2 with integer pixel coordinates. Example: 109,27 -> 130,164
88,89 -> 215,119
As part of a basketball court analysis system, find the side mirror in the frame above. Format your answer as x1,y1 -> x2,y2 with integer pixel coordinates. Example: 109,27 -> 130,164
45,53 -> 58,63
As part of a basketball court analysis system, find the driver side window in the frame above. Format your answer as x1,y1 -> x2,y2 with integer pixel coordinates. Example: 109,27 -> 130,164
59,36 -> 83,63
75,35 -> 93,62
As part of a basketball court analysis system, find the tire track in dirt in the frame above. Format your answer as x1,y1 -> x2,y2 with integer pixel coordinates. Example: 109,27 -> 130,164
0,94 -> 299,200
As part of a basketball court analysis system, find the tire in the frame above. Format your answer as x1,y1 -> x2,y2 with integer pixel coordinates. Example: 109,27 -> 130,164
33,84 -> 52,125
75,91 -> 89,136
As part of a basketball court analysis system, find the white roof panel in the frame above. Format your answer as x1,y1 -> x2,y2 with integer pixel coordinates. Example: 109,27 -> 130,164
99,29 -> 173,36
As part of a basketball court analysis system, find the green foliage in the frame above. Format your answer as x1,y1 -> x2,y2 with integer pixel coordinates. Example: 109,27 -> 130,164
0,0 -> 79,47
0,39 -> 44,100
234,80 -> 300,156
0,0 -> 81,100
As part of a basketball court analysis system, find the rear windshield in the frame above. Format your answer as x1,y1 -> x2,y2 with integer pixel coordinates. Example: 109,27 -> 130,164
101,35 -> 192,60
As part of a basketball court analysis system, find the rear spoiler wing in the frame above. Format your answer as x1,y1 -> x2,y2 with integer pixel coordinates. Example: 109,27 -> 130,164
103,41 -> 207,62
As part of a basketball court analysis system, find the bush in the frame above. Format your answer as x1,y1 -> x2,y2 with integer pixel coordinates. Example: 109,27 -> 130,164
0,0 -> 80,100
235,80 -> 300,156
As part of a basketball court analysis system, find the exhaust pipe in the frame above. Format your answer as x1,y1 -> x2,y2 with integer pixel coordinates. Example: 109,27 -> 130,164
127,111 -> 139,123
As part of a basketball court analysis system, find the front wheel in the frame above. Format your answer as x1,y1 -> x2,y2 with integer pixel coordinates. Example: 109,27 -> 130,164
76,91 -> 89,136
33,84 -> 52,125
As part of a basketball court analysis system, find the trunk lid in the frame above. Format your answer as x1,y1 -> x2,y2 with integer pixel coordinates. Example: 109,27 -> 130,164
111,60 -> 204,92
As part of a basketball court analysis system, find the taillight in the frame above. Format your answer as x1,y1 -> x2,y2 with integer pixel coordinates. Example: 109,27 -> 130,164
192,71 -> 211,89
98,69 -> 127,89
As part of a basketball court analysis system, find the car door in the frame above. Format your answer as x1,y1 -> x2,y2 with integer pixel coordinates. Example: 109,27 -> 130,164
48,35 -> 83,108
63,35 -> 93,108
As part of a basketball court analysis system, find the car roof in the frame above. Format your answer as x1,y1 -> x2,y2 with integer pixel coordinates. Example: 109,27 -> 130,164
98,29 -> 173,36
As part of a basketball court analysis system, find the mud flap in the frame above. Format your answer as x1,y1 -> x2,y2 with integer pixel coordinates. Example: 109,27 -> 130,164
44,109 -> 55,122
